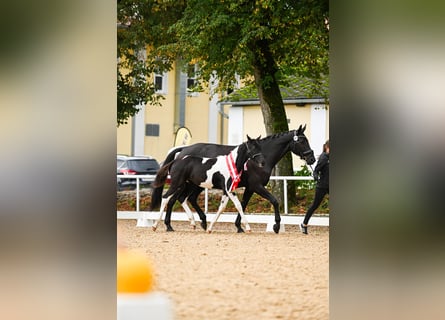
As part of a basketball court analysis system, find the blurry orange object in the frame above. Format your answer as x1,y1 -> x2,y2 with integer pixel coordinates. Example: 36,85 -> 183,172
117,249 -> 155,293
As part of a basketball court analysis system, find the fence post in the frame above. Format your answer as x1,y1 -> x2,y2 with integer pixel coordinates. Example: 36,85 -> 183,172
283,178 -> 288,215
205,189 -> 209,214
136,177 -> 140,212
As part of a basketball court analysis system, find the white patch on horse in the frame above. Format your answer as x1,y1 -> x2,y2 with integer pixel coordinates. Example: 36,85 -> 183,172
198,147 -> 240,190
199,181 -> 214,189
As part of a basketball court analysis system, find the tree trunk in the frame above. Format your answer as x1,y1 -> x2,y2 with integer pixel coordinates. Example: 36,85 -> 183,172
252,39 -> 297,210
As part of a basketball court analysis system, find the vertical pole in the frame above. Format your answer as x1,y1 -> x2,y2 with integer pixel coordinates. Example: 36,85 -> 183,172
136,178 -> 140,211
205,189 -> 209,214
283,178 -> 288,215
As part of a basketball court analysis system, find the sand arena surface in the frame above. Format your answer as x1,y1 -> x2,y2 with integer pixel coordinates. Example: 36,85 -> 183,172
118,220 -> 329,320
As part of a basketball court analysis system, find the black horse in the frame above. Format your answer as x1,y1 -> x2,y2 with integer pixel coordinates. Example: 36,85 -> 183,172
151,136 -> 265,232
150,125 -> 316,233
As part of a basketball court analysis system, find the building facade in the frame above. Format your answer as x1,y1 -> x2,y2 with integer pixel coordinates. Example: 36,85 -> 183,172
224,99 -> 329,170
117,61 -> 230,162
117,62 -> 329,170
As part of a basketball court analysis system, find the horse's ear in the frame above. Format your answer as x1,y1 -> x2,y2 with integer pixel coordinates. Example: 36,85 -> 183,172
256,135 -> 261,140
247,135 -> 252,141
297,124 -> 306,133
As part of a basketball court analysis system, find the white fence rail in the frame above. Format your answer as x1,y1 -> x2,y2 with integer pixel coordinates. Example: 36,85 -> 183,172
117,175 -> 329,229
118,175 -> 315,213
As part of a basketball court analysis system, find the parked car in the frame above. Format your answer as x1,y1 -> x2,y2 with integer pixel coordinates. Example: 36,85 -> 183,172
117,155 -> 160,190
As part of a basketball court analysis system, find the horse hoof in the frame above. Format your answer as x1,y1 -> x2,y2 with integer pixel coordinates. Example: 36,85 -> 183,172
201,222 -> 207,231
166,226 -> 174,232
273,224 -> 280,234
207,229 -> 212,234
237,229 -> 245,233
191,225 -> 196,230
152,226 -> 157,231
246,229 -> 252,233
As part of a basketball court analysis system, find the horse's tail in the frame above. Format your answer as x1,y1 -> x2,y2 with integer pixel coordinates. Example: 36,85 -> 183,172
149,146 -> 188,210
149,185 -> 164,211
164,145 -> 187,164
150,160 -> 173,210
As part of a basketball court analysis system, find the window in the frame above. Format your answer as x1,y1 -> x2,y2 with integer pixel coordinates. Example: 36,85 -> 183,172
187,63 -> 199,94
145,124 -> 160,136
154,70 -> 167,94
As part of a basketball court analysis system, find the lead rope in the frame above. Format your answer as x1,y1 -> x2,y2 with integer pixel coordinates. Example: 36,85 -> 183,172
307,163 -> 314,174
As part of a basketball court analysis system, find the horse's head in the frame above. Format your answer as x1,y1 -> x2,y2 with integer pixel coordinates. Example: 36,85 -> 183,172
290,125 -> 316,165
245,135 -> 266,168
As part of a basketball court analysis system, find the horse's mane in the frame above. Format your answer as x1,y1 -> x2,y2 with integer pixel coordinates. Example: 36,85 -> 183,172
259,130 -> 293,142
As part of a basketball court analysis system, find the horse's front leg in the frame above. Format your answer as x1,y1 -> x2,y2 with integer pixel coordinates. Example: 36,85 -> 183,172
228,192 -> 251,233
235,189 -> 254,233
207,194 -> 229,233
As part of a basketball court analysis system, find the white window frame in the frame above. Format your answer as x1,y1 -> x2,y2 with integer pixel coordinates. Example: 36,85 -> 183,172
186,63 -> 199,97
154,71 -> 168,95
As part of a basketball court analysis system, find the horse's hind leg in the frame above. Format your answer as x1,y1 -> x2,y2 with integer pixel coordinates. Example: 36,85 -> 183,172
181,199 -> 197,229
164,194 -> 178,232
253,185 -> 281,234
152,195 -> 171,231
174,187 -> 195,229
163,184 -> 189,232
153,184 -> 180,231
207,194 -> 229,233
188,188 -> 207,231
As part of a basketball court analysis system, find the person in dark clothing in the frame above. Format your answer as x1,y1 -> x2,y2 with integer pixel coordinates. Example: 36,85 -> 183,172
300,140 -> 329,234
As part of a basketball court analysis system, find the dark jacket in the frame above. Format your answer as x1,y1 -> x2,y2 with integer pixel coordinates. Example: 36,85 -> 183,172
313,152 -> 329,189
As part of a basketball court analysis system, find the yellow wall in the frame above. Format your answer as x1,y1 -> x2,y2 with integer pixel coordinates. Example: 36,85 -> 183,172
242,105 -> 313,138
144,63 -> 177,161
116,121 -> 132,156
286,106 -> 312,133
184,94 -> 209,144
117,61 -> 216,163
242,104 -> 323,170
242,107 -> 266,139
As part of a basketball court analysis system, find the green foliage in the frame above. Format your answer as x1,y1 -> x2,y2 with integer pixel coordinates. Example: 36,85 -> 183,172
294,164 -> 316,193
174,0 -> 328,90
117,59 -> 163,126
293,164 -> 329,214
117,0 -> 184,126
117,0 -> 329,126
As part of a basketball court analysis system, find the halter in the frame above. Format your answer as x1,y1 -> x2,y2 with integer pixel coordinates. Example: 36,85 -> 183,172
293,130 -> 314,160
293,130 -> 300,142
244,142 -> 262,161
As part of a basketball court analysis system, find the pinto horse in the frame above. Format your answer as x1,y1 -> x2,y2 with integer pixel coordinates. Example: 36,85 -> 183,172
150,125 -> 316,233
151,136 -> 265,232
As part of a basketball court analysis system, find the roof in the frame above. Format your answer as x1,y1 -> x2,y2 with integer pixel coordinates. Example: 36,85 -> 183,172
117,155 -> 156,160
220,75 -> 329,105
